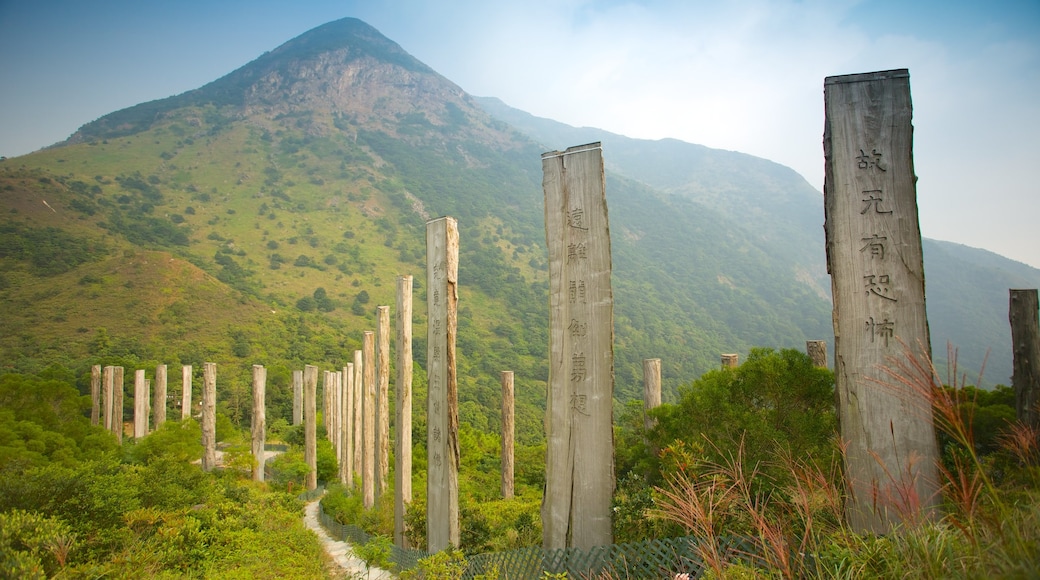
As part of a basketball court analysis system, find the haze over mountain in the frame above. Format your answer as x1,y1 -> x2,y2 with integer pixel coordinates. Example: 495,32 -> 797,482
1,15 -> 1035,437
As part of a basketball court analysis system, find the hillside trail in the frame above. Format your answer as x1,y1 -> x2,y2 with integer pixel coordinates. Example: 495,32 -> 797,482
303,499 -> 394,579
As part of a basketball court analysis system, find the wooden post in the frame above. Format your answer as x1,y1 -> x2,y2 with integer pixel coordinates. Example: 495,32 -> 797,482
541,142 -> 615,550
252,364 -> 266,482
339,369 -> 350,486
201,363 -> 217,471
344,363 -> 355,489
806,340 -> 828,368
362,331 -> 376,509
112,367 -> 124,443
426,216 -> 461,551
1010,289 -> 1040,430
154,364 -> 167,429
721,354 -> 739,368
134,369 -> 148,439
304,364 -> 318,490
91,365 -> 101,426
824,69 -> 939,533
501,371 -> 514,500
377,305 -> 391,499
292,370 -> 303,426
643,358 -> 662,432
352,350 -> 363,481
323,370 -> 331,435
103,365 -> 114,430
181,365 -> 192,420
395,275 -> 413,548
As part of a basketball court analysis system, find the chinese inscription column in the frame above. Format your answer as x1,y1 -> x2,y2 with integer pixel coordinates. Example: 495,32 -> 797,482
103,365 -> 115,430
304,364 -> 318,490
395,275 -> 414,548
541,142 -> 615,550
377,305 -> 391,499
501,370 -> 514,500
112,367 -> 124,443
91,365 -> 101,426
824,69 -> 939,533
251,365 -> 266,482
806,340 -> 828,368
643,359 -> 662,433
201,363 -> 217,472
292,370 -> 303,426
352,350 -> 363,481
344,363 -> 355,489
154,364 -> 167,429
1010,289 -> 1040,430
362,331 -> 376,509
426,216 -> 460,552
181,365 -> 192,420
134,369 -> 149,439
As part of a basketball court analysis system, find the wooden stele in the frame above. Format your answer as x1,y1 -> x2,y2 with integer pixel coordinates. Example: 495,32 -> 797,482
643,359 -> 662,432
292,369 -> 303,426
721,354 -> 739,368
201,363 -> 217,472
341,366 -> 352,487
362,331 -> 376,509
252,365 -> 266,482
541,142 -> 615,550
824,69 -> 940,533
304,364 -> 318,490
91,365 -> 101,426
377,305 -> 391,498
103,365 -> 115,430
181,365 -> 192,420
134,369 -> 148,439
113,367 -> 124,443
1010,289 -> 1040,430
426,216 -> 460,552
395,275 -> 414,548
154,364 -> 167,428
806,340 -> 828,368
352,350 -> 363,480
501,371 -> 515,500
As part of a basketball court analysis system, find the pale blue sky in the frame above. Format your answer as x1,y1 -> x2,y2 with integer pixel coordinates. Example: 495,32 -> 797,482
1,0 -> 1038,267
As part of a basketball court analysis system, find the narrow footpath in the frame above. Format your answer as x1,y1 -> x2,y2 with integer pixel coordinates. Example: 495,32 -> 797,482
303,500 -> 394,579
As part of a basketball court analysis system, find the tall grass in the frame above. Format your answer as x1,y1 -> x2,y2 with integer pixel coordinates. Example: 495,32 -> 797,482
651,343 -> 1040,579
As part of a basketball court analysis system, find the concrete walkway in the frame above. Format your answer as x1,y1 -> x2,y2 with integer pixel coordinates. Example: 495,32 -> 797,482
303,499 -> 394,579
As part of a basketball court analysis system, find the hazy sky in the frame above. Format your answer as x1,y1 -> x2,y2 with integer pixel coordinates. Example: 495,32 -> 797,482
2,0 -> 1038,267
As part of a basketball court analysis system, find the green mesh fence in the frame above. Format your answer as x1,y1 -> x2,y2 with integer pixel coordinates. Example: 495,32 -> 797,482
316,501 -> 763,578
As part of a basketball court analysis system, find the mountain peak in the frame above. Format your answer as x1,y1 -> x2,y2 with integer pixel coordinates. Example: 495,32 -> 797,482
66,18 -> 439,143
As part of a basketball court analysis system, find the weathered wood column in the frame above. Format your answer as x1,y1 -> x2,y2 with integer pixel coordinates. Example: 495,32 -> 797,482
134,369 -> 149,439
501,370 -> 515,500
181,365 -> 192,420
426,216 -> 460,552
103,365 -> 115,430
201,363 -> 217,471
806,340 -> 828,368
154,364 -> 167,429
323,370 -> 331,435
395,274 -> 414,548
344,363 -> 356,488
292,370 -> 303,426
1010,289 -> 1040,430
377,305 -> 391,498
541,142 -> 615,550
112,366 -> 124,443
721,354 -> 739,368
252,364 -> 266,482
362,331 -> 376,509
824,69 -> 939,533
352,350 -> 363,480
340,368 -> 350,486
304,364 -> 318,490
91,365 -> 101,426
643,359 -> 662,432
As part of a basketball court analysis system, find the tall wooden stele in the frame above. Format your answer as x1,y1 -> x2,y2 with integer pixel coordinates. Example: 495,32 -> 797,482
806,340 -> 828,368
362,332 -> 376,509
643,359 -> 662,432
292,370 -> 303,426
341,365 -> 353,487
103,366 -> 115,431
352,350 -> 363,481
824,69 -> 940,533
426,216 -> 461,552
112,367 -> 124,443
201,363 -> 217,471
541,142 -> 615,550
1010,289 -> 1040,430
304,365 -> 318,490
501,371 -> 515,500
154,364 -> 167,428
91,365 -> 101,426
377,305 -> 391,498
134,369 -> 149,439
252,365 -> 266,482
395,275 -> 414,548
181,365 -> 192,420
